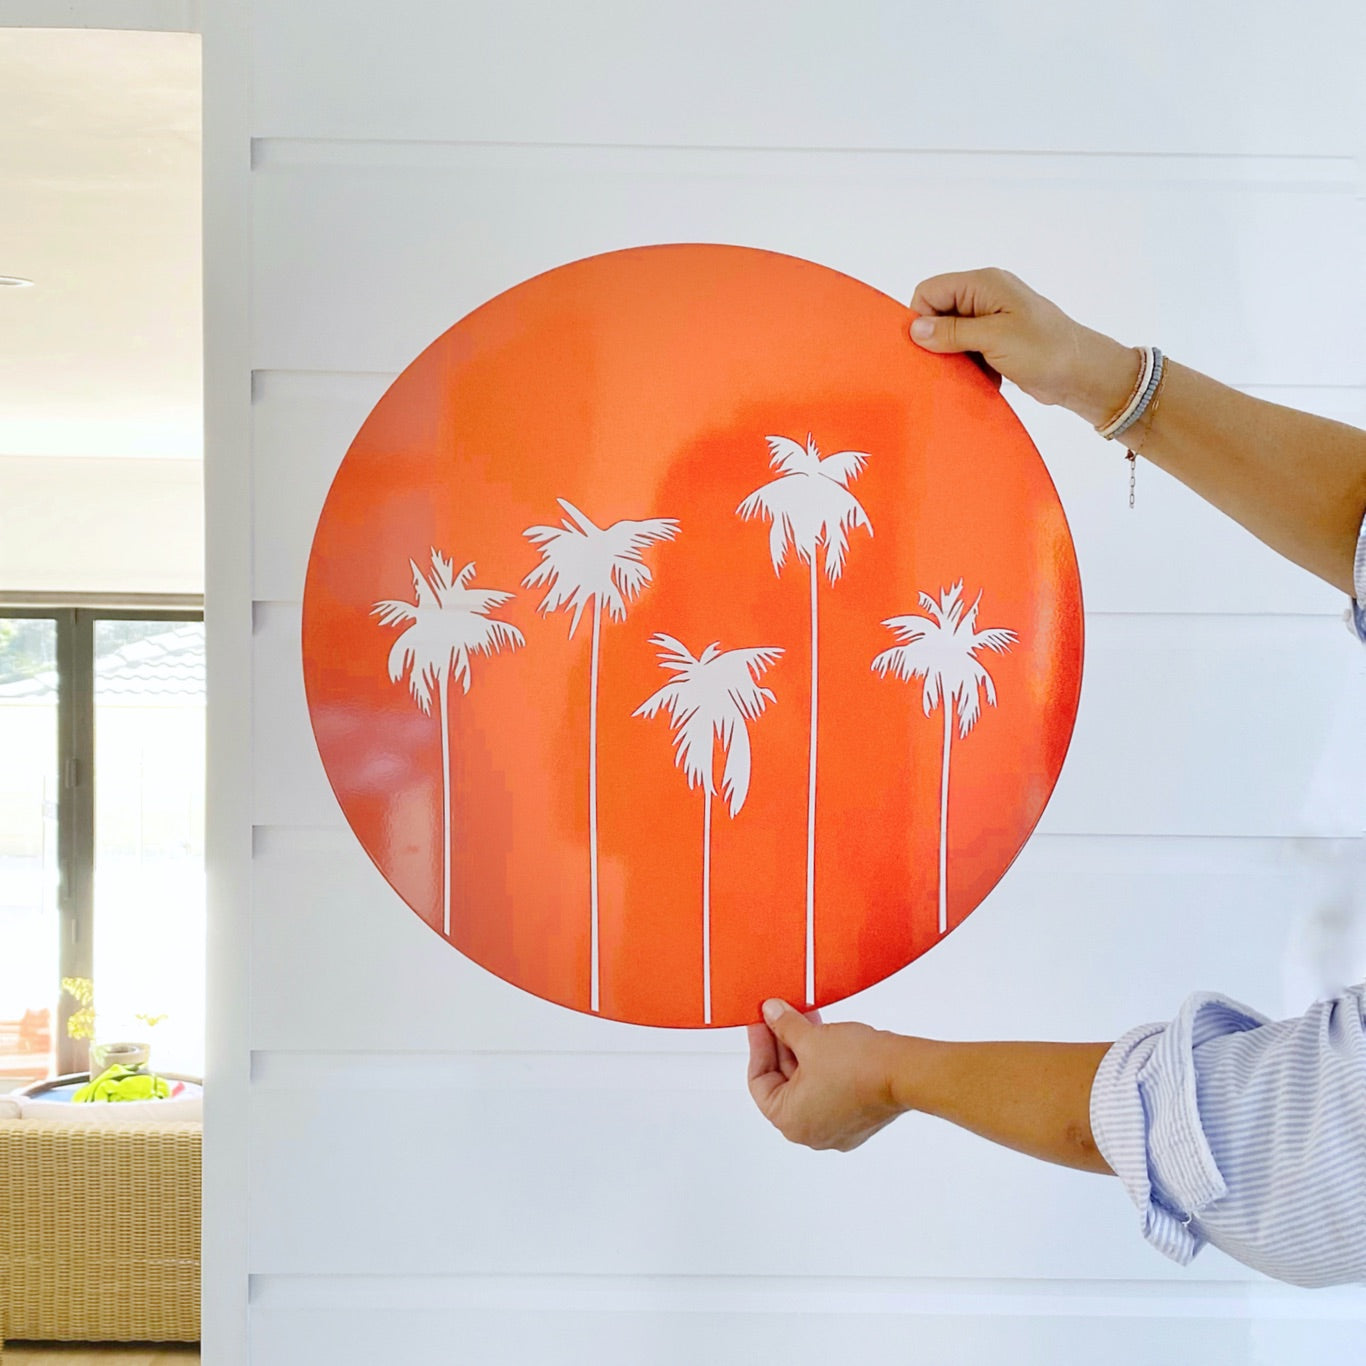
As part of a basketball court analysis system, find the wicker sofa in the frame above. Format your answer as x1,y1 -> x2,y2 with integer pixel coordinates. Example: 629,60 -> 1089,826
0,1119 -> 200,1350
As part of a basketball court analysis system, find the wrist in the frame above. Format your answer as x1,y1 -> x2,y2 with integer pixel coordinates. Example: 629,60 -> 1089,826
1059,330 -> 1142,428
880,1032 -> 936,1115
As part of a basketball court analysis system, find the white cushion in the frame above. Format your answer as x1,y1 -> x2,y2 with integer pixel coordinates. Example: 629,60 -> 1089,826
0,1094 -> 22,1119
18,1093 -> 202,1124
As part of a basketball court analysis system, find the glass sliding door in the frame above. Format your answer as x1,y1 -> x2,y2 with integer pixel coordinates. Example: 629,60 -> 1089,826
93,618 -> 206,1076
0,617 -> 59,1086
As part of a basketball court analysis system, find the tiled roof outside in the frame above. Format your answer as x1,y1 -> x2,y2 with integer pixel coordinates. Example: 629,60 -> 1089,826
0,623 -> 205,702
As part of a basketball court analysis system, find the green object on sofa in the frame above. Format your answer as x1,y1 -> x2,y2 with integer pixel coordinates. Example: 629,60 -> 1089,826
72,1064 -> 170,1103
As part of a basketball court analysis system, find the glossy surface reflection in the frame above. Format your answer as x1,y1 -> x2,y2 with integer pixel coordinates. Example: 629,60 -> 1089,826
301,244 -> 1083,1028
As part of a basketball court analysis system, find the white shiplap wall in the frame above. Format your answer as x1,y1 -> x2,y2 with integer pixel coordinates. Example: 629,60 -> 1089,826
205,2 -> 1366,1361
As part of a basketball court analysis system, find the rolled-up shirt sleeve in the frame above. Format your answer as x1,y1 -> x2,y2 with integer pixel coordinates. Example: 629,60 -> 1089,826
1348,504 -> 1366,641
1090,986 -> 1366,1287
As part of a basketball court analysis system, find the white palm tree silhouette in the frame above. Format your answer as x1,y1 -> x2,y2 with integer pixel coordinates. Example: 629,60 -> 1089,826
634,635 -> 783,1024
373,550 -> 525,937
737,433 -> 871,1005
523,499 -> 679,1013
871,582 -> 1017,936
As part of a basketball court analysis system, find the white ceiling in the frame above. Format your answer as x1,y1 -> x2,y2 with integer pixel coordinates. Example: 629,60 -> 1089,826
0,27 -> 200,460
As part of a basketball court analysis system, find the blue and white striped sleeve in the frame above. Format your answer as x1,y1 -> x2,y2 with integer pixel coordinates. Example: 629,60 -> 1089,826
1090,986 -> 1366,1287
1348,505 -> 1366,642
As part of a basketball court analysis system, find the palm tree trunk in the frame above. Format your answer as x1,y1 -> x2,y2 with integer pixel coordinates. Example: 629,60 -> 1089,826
439,670 -> 452,938
806,556 -> 818,1006
703,789 -> 712,1025
939,700 -> 952,936
589,605 -> 602,1013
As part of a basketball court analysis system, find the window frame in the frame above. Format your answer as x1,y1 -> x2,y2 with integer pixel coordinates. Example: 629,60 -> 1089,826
1,599 -> 203,1077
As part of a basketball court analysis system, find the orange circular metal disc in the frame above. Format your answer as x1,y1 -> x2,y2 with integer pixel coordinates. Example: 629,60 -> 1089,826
302,244 -> 1083,1028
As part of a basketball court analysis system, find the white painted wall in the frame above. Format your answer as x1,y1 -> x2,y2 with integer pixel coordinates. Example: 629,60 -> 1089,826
0,456 -> 202,595
203,3 -> 1366,1361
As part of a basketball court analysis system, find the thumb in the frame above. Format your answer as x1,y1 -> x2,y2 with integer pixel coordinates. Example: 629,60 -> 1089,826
762,998 -> 814,1049
909,311 -> 998,356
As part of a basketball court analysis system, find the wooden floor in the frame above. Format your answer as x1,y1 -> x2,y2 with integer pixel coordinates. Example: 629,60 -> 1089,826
2,1349 -> 198,1364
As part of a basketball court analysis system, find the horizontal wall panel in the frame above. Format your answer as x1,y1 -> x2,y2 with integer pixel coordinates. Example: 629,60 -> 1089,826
247,1078 -> 1210,1281
251,370 -> 388,602
250,145 -> 1364,387
247,1282 -> 1366,1366
1010,389 -> 1361,621
251,1 -> 1366,157
250,367 -> 1359,616
249,826 -> 1332,1053
250,1272 -> 1366,1315
251,600 -> 1363,836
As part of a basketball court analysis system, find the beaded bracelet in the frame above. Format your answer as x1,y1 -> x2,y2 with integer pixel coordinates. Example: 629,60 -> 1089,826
1096,346 -> 1166,508
1097,347 -> 1151,439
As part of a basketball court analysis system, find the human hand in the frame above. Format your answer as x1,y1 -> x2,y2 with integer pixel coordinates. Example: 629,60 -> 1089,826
746,998 -> 908,1152
908,267 -> 1138,426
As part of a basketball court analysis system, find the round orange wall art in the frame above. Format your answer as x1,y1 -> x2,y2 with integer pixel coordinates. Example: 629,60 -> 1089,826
302,244 -> 1083,1029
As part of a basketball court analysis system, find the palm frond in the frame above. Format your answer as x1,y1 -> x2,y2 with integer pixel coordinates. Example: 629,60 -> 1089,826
820,493 -> 873,582
448,647 -> 472,695
979,665 -> 998,711
555,498 -> 600,537
734,645 -> 784,682
736,480 -> 803,575
424,551 -> 459,597
565,597 -> 594,638
877,614 -> 932,646
409,558 -> 438,609
472,619 -> 527,655
921,670 -> 944,717
764,434 -> 812,475
710,646 -> 781,720
646,633 -> 701,673
617,517 -> 680,556
522,542 -> 595,634
771,511 -> 801,572
607,557 -> 652,612
959,590 -> 981,637
940,581 -> 967,629
818,449 -> 870,487
675,709 -> 716,792
386,629 -> 436,713
735,481 -> 786,524
466,586 -> 518,614
952,660 -> 997,737
871,643 -> 931,684
371,599 -> 418,628
522,523 -> 566,552
717,710 -> 752,816
972,626 -> 1019,654
633,680 -> 689,724
726,683 -> 777,721
385,631 -> 418,686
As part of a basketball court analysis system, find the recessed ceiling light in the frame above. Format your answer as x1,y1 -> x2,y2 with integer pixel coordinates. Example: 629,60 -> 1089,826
0,276 -> 34,289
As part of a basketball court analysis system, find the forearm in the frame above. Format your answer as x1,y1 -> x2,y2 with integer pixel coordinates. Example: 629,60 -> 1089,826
1068,337 -> 1366,596
885,1035 -> 1114,1175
